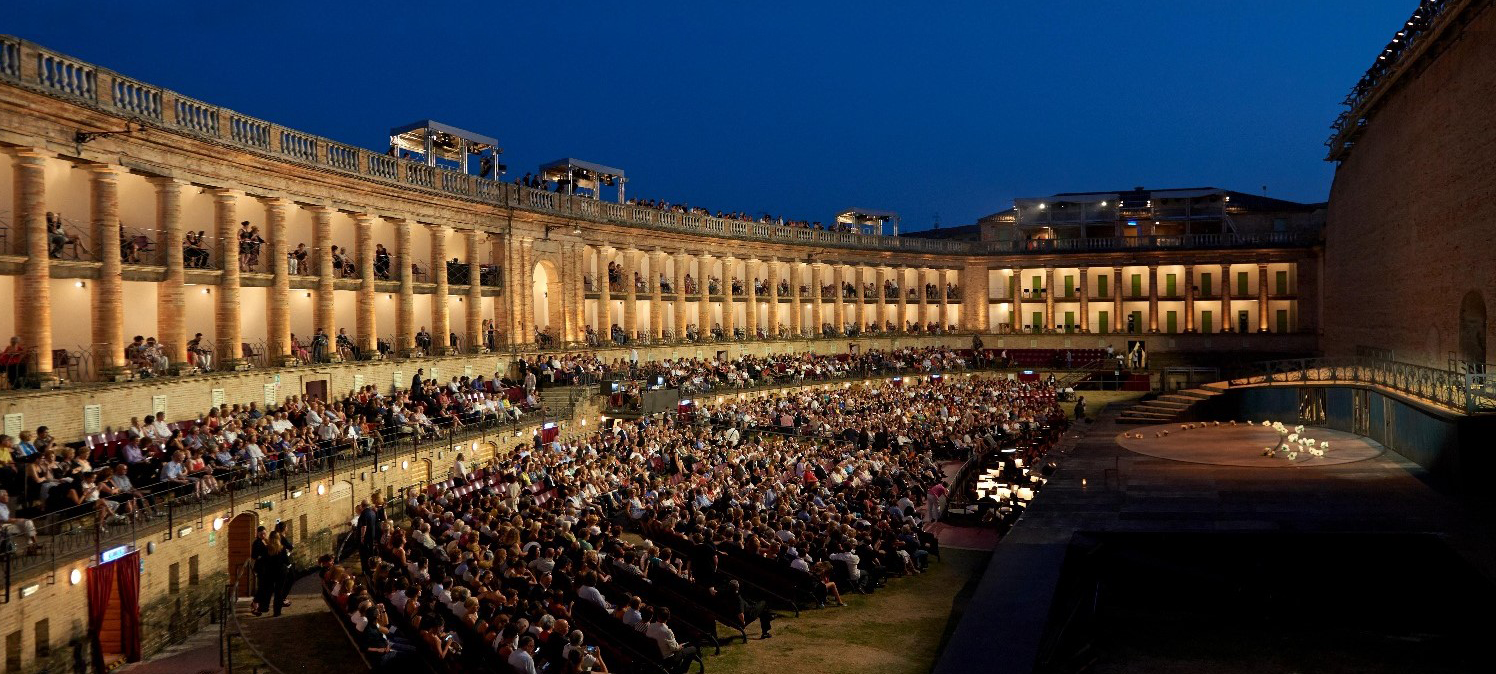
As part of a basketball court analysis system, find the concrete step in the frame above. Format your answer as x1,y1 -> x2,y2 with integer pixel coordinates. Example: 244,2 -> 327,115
1122,408 -> 1174,420
1179,387 -> 1223,399
1148,398 -> 1193,409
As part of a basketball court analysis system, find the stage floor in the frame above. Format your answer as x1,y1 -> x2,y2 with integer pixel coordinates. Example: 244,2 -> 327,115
1115,423 -> 1383,467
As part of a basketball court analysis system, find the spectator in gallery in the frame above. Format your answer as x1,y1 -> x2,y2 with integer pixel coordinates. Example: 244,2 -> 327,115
188,333 -> 214,371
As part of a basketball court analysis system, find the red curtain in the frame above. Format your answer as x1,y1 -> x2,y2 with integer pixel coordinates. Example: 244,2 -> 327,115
87,562 -> 117,674
116,552 -> 142,662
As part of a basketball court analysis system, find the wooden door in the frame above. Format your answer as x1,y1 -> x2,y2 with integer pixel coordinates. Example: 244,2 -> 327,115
226,512 -> 259,596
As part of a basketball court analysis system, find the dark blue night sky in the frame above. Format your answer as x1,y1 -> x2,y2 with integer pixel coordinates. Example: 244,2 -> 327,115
7,0 -> 1410,231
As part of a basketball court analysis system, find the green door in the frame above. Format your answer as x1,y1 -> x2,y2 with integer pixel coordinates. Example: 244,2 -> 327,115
1131,274 -> 1142,298
1032,311 -> 1043,331
1166,311 -> 1177,334
1130,310 -> 1144,333
1097,275 -> 1109,298
1201,310 -> 1213,334
1064,276 -> 1075,297
1165,274 -> 1177,297
1276,309 -> 1289,334
1033,275 -> 1042,292
1201,273 -> 1213,297
1098,310 -> 1110,334
1064,311 -> 1075,332
1237,271 -> 1249,297
1275,270 -> 1289,295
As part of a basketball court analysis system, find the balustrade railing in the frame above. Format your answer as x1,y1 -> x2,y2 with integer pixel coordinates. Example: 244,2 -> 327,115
0,35 -> 1326,257
1227,356 -> 1496,415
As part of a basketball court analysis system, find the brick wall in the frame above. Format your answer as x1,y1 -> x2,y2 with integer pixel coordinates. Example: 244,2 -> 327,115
1324,4 -> 1496,368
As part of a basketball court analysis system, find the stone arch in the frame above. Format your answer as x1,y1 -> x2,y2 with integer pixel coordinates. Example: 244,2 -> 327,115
1459,289 -> 1487,368
532,257 -> 564,340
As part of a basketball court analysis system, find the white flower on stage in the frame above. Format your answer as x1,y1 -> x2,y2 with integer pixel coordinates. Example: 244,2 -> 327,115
1287,452 -> 1297,460
1320,441 -> 1330,449
1288,434 -> 1298,443
1295,425 -> 1305,434
1180,424 -> 1189,430
1263,448 -> 1274,456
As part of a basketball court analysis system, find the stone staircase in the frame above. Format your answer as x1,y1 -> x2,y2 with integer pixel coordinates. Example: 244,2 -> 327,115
1117,382 -> 1227,424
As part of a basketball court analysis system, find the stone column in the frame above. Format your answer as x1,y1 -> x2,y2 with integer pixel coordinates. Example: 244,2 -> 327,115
898,267 -> 911,332
211,189 -> 243,367
722,256 -> 737,337
809,263 -> 824,335
767,259 -> 781,337
570,242 -> 587,343
831,264 -> 845,335
1009,267 -> 1021,332
1184,264 -> 1196,332
597,246 -> 613,343
465,229 -> 483,350
873,266 -> 887,331
502,233 -> 522,343
431,225 -> 450,354
791,262 -> 805,336
395,218 -> 414,353
1043,266 -> 1056,331
10,149 -> 51,380
672,251 -> 688,340
88,165 -> 126,373
917,267 -> 929,331
697,254 -> 712,339
311,206 -> 336,341
938,269 -> 952,330
1258,262 -> 1270,332
744,258 -> 759,338
969,263 -> 991,333
264,197 -> 292,363
622,248 -> 639,342
1112,267 -> 1124,332
1078,266 -> 1090,333
649,250 -> 665,339
1147,265 -> 1159,333
517,239 -> 535,343
355,213 -> 377,355
152,178 -> 186,364
1220,263 -> 1232,333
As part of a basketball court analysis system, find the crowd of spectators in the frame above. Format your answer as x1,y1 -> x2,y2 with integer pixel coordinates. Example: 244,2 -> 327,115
321,372 -> 1052,673
0,369 -> 551,553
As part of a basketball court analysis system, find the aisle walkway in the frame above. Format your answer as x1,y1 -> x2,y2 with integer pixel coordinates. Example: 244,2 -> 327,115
117,628 -> 221,674
235,572 -> 366,674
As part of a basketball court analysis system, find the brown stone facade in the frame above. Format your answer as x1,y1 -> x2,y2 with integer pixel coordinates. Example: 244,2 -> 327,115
1323,2 -> 1496,368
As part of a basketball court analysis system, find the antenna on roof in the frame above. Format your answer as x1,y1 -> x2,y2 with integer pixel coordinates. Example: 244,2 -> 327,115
932,212 -> 941,230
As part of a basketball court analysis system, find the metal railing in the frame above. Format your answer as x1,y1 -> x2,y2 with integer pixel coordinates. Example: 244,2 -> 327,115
0,406 -> 575,588
1226,356 -> 1496,415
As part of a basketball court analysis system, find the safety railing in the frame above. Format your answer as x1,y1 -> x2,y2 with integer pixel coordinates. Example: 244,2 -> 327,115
1227,356 -> 1496,415
0,406 -> 573,590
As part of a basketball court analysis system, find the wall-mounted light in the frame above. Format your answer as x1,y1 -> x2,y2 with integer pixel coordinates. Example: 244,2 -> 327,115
316,483 -> 326,496
291,489 -> 304,498
69,569 -> 83,585
202,288 -> 211,295
212,517 -> 224,531
401,460 -> 409,470
306,292 -> 312,298
75,281 -> 86,288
